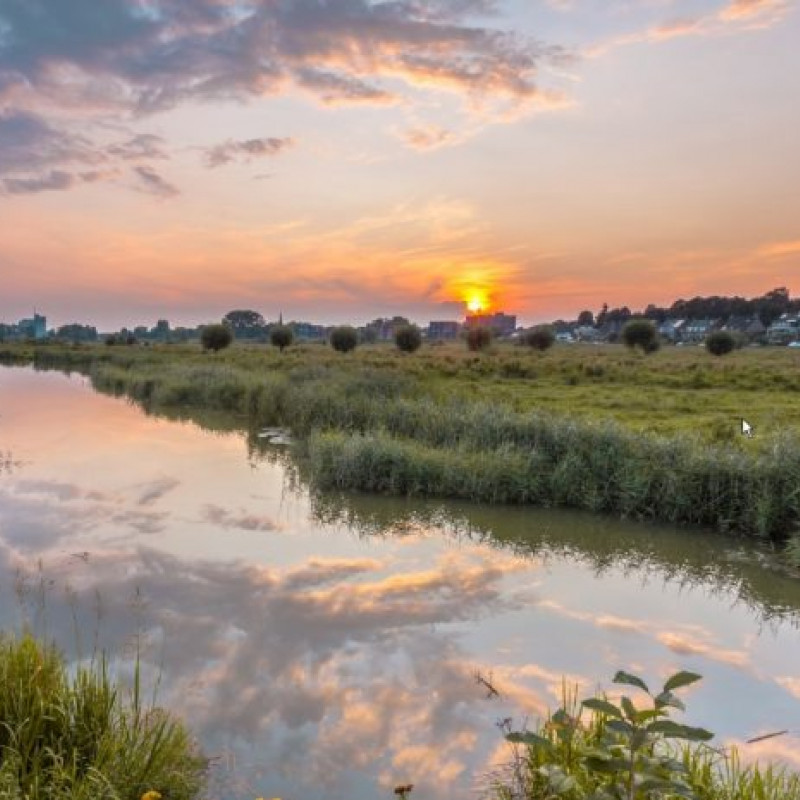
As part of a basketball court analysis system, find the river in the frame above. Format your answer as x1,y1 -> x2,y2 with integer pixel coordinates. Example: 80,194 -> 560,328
1,366 -> 799,799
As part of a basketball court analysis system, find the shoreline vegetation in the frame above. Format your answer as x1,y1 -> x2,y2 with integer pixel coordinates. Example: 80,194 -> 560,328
0,634 -> 205,800
2,340 -> 800,541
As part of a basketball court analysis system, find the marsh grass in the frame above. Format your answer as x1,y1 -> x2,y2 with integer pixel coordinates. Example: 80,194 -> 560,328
4,342 -> 800,538
0,634 -> 205,800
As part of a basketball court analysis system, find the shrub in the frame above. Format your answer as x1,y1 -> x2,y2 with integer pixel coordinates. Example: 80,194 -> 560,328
330,325 -> 358,353
621,319 -> 658,353
466,326 -> 492,352
394,324 -> 422,353
0,634 -> 206,799
523,326 -> 555,351
706,330 -> 736,356
200,323 -> 233,352
270,324 -> 294,352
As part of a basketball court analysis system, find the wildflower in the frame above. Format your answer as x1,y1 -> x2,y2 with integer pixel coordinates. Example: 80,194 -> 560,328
141,792 -> 162,800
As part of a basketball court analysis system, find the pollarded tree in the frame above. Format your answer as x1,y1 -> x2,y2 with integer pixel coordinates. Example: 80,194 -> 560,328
270,325 -> 294,352
394,324 -> 422,353
201,323 -> 233,352
522,326 -> 555,351
330,325 -> 358,353
621,319 -> 658,354
706,330 -> 736,356
466,326 -> 492,352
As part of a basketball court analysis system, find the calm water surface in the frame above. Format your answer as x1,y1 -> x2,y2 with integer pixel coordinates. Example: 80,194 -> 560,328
2,366 -> 800,799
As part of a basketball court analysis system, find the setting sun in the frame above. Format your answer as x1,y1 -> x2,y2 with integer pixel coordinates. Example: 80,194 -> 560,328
465,290 -> 490,314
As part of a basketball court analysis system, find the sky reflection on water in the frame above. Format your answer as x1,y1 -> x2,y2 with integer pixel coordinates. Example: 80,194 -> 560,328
2,366 -> 800,799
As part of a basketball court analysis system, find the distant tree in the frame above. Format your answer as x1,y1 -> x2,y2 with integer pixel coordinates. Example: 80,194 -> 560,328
394,324 -> 422,353
104,335 -> 118,346
577,310 -> 594,327
201,323 -> 233,352
596,303 -> 609,328
223,309 -> 266,339
621,319 -> 658,353
270,325 -> 294,352
706,330 -> 736,356
522,326 -> 555,351
466,326 -> 492,352
330,326 -> 358,353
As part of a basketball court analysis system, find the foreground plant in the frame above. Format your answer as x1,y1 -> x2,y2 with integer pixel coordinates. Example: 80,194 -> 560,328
0,634 -> 206,800
498,669 -> 798,800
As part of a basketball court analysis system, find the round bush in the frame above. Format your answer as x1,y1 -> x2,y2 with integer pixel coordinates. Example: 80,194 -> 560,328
621,319 -> 657,353
705,330 -> 736,356
200,323 -> 233,352
330,325 -> 358,353
523,326 -> 555,351
394,324 -> 422,353
270,324 -> 294,352
466,326 -> 492,352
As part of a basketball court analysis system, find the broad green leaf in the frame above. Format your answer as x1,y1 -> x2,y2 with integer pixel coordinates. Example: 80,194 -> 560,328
663,671 -> 703,693
654,690 -> 686,711
620,695 -> 637,722
506,731 -> 553,749
582,698 -> 623,718
681,724 -> 714,742
647,720 -> 714,741
605,719 -> 635,736
613,670 -> 650,694
586,756 -> 630,774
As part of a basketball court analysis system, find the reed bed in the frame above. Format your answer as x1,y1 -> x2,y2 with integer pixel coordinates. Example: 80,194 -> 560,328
0,634 -> 205,800
3,343 -> 800,539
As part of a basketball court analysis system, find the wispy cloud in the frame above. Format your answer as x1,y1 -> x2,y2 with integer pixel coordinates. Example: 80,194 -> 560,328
133,165 -> 180,198
204,136 -> 295,168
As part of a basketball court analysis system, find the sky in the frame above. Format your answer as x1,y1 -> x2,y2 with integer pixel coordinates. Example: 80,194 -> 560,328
0,0 -> 799,329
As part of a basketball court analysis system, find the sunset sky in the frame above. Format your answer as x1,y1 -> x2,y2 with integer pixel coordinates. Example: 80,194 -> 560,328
1,0 -> 799,329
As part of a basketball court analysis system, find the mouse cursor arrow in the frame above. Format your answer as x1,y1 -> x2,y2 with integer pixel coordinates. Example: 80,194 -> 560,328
741,419 -> 754,438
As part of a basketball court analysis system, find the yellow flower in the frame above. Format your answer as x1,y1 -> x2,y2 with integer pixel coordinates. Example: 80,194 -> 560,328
141,792 -> 162,800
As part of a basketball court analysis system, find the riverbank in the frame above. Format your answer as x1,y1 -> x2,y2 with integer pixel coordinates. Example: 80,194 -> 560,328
2,341 -> 800,539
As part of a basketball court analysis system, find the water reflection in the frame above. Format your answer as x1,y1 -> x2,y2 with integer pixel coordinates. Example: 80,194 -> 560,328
2,366 -> 800,798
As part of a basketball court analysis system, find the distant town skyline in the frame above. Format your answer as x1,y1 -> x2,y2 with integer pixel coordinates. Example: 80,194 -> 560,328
1,1 -> 798,327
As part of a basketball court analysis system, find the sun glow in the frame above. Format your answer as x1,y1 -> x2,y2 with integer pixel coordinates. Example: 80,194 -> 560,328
465,289 -> 490,314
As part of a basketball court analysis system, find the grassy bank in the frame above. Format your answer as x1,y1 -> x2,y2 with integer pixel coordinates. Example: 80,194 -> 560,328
0,634 -> 205,800
3,341 -> 800,538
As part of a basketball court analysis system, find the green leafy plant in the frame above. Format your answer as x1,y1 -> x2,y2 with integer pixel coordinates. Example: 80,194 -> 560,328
621,320 -> 658,354
200,323 -> 233,352
505,670 -> 712,800
523,327 -> 556,352
466,326 -> 492,352
394,325 -> 422,354
705,331 -> 736,357
330,325 -> 359,353
270,324 -> 294,352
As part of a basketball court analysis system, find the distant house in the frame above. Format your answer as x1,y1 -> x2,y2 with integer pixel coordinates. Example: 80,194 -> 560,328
465,312 -> 517,337
427,321 -> 460,340
575,325 -> 601,342
681,319 -> 719,343
658,318 -> 686,343
723,315 -> 765,341
767,314 -> 800,345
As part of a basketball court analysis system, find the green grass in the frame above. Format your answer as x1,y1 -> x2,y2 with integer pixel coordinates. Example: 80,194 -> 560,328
3,340 -> 800,538
0,633 -> 205,800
